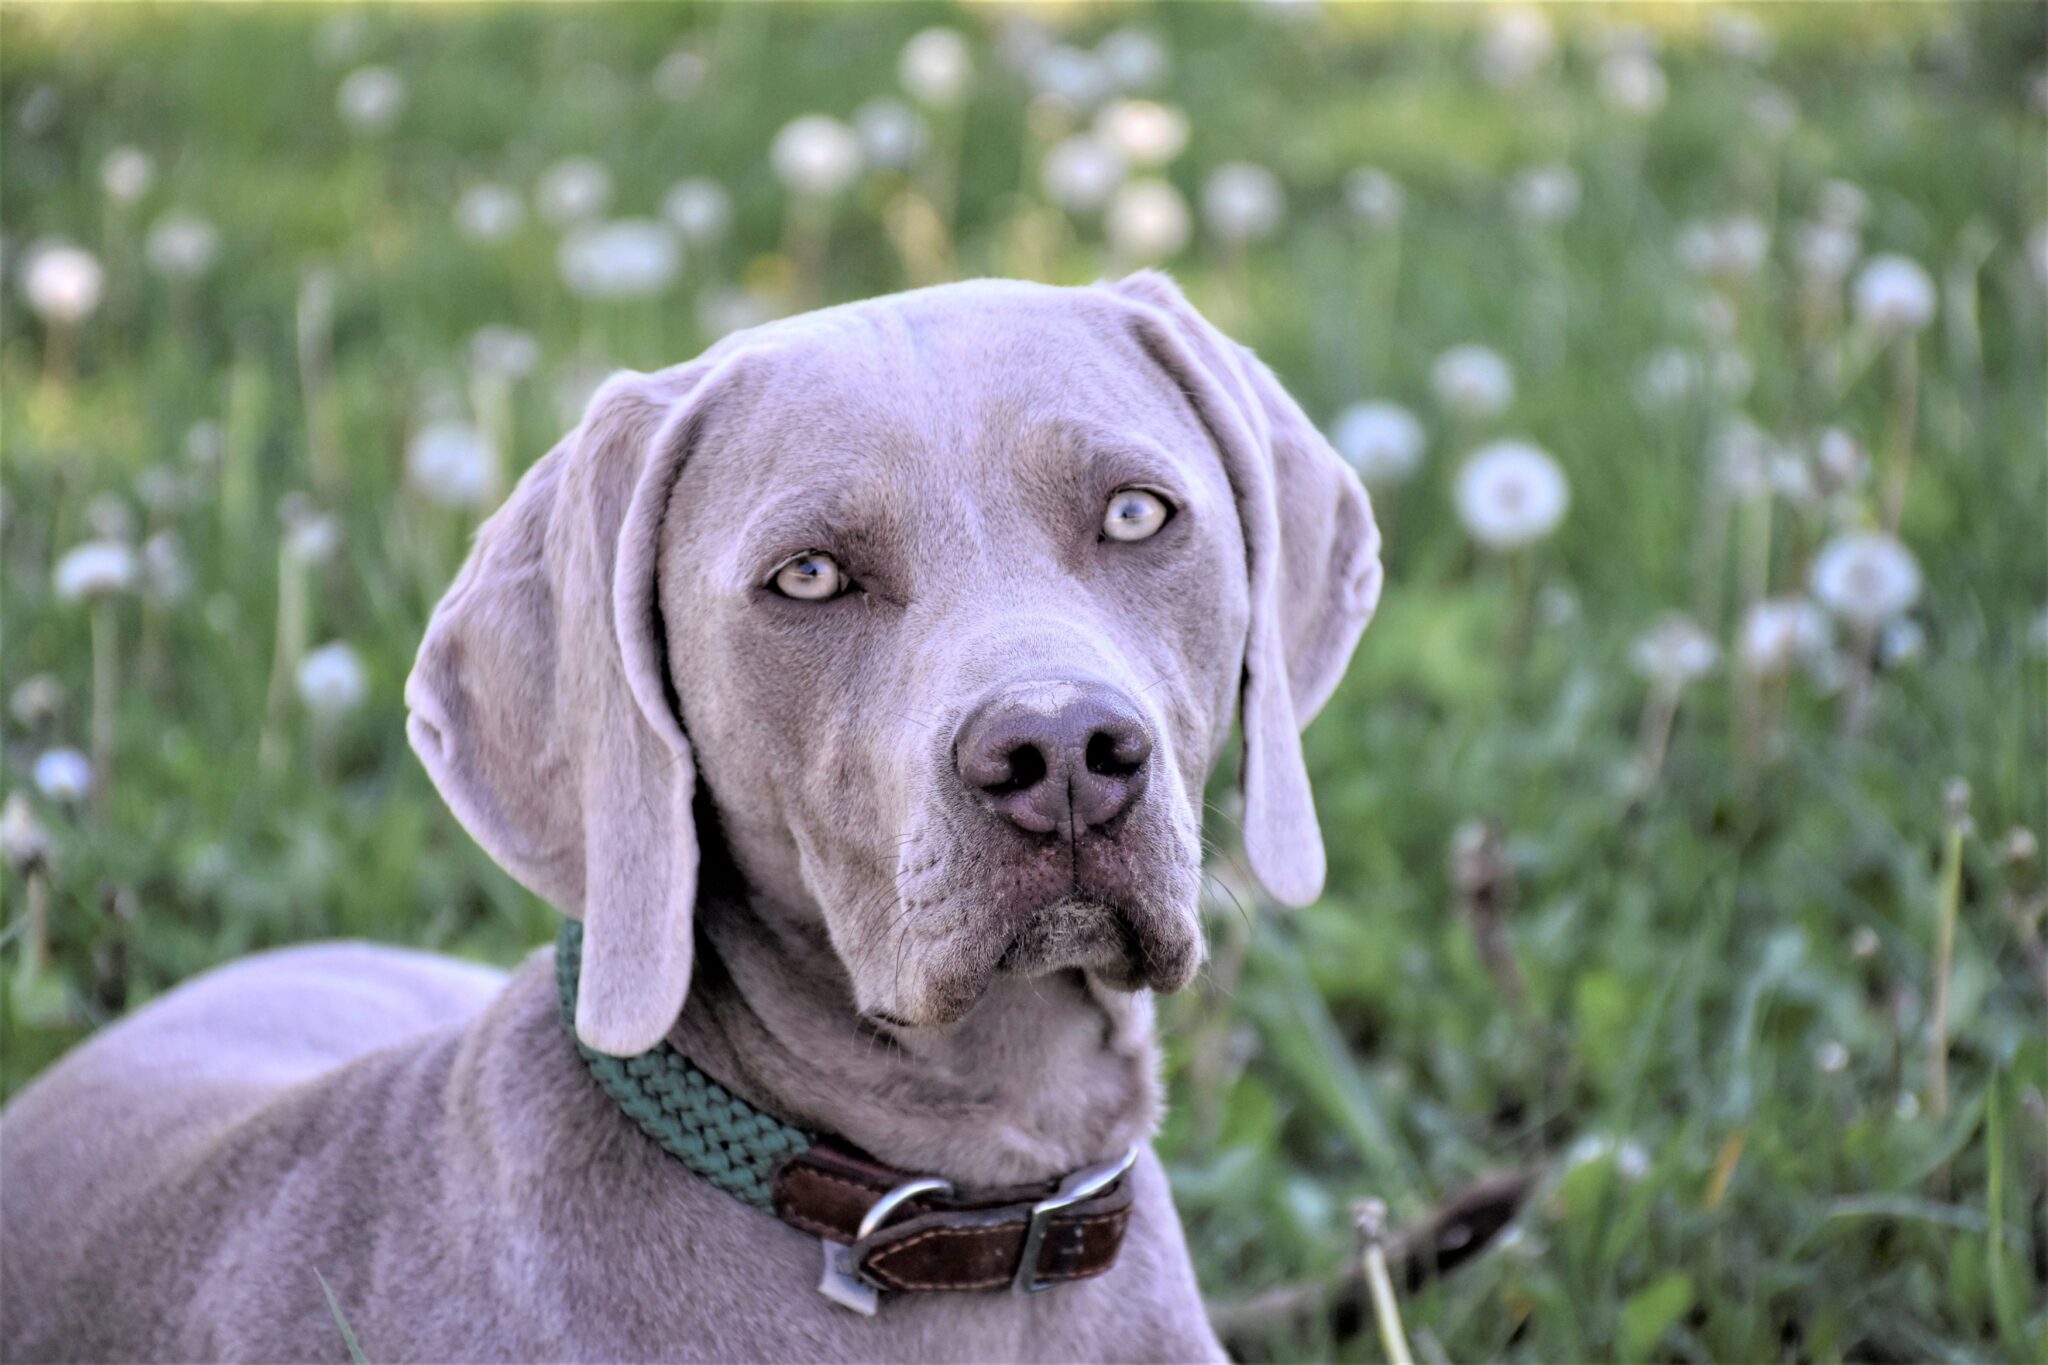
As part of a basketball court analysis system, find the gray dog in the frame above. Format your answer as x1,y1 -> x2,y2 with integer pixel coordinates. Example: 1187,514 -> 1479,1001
0,272 -> 1380,1363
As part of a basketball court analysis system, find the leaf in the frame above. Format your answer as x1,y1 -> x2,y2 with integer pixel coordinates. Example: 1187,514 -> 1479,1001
1618,1271 -> 1695,1362
315,1269 -> 369,1365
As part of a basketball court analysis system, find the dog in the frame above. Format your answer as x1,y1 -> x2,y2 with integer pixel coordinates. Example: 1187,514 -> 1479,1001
0,271 -> 1380,1363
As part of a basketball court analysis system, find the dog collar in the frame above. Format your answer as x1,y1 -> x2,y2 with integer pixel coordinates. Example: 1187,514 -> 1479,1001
554,922 -> 1136,1313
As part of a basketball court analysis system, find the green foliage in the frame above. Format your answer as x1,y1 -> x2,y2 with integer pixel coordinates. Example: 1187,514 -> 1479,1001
2,4 -> 2043,1361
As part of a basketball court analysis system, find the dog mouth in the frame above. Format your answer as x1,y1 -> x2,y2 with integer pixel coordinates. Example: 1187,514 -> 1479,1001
994,895 -> 1194,993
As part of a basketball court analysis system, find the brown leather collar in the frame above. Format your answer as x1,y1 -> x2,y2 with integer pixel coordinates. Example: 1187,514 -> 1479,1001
772,1138 -> 1137,1312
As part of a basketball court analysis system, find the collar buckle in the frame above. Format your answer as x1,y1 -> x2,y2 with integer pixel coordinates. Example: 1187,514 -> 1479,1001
1011,1147 -> 1139,1295
817,1174 -> 952,1315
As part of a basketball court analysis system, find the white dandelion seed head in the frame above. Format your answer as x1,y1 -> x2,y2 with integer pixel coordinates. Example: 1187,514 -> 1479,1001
9,675 -> 64,729
144,212 -> 220,281
1614,1140 -> 1652,1182
336,65 -> 406,135
135,464 -> 189,514
20,240 -> 105,324
1772,453 -> 1819,508
456,183 -> 526,243
1816,179 -> 1870,230
53,539 -> 137,603
1477,7 -> 1557,88
1879,617 -> 1925,667
1330,402 -> 1427,487
1710,417 -> 1778,500
1104,178 -> 1191,263
1041,135 -> 1127,213
1094,99 -> 1188,169
1738,598 -> 1831,676
1343,168 -> 1405,229
1677,215 -> 1769,281
535,157 -> 614,226
1599,52 -> 1668,115
1795,220 -> 1860,285
142,530 -> 191,603
1454,440 -> 1568,550
1508,164 -> 1581,226
1850,925 -> 1881,959
85,493 -> 136,543
696,287 -> 779,340
1096,27 -> 1169,92
184,419 -> 224,471
1706,11 -> 1774,64
770,116 -> 862,198
1630,612 -> 1720,689
1852,254 -> 1937,333
1810,530 -> 1923,628
1812,427 -> 1869,495
899,27 -> 973,107
469,325 -> 541,381
33,748 -> 92,804
557,219 -> 680,301
281,502 -> 342,566
100,146 -> 154,205
854,99 -> 929,172
1202,163 -> 1286,245
652,48 -> 708,102
1634,349 -> 1700,410
659,179 -> 733,245
406,421 -> 498,509
1815,1040 -> 1850,1074
0,792 -> 51,873
1030,45 -> 1110,112
297,642 -> 369,720
1430,344 -> 1515,419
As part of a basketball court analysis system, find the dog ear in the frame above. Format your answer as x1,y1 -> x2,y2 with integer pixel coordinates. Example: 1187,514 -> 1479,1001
1104,270 -> 1383,907
406,359 -> 734,1056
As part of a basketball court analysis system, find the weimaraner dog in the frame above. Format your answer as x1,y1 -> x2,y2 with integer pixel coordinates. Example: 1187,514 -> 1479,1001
0,271 -> 1380,1363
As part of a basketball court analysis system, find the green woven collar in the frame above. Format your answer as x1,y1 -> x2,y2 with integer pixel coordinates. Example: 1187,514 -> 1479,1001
554,921 -> 813,1208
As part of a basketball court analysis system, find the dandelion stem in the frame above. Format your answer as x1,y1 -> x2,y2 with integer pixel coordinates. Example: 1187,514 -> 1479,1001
260,543 -> 308,776
1926,787 -> 1968,1120
89,596 -> 118,814
1634,683 -> 1680,797
1353,1200 -> 1414,1365
15,871 -> 51,990
1880,333 -> 1918,533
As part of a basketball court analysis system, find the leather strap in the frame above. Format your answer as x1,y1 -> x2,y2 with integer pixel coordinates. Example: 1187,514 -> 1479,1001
773,1139 -> 1134,1294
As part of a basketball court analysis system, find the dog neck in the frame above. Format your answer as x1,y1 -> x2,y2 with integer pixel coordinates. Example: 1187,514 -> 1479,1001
667,889 -> 1163,1189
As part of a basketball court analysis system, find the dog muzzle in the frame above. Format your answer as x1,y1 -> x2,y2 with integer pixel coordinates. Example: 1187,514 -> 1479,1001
554,922 -> 1136,1315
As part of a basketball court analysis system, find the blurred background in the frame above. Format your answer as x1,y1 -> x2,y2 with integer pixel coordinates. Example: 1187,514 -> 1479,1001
2,2 -> 2044,1359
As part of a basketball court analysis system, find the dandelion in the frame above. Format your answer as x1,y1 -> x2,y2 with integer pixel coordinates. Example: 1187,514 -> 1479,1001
143,212 -> 220,281
1476,7 -> 1557,88
9,675 -> 64,730
1201,163 -> 1286,245
1850,926 -> 1881,960
1104,178 -> 1191,263
1852,254 -> 1937,333
297,641 -> 369,720
1614,1141 -> 1652,1182
282,502 -> 342,567
535,157 -> 613,226
1507,164 -> 1580,227
770,116 -> 862,198
557,219 -> 680,301
1095,99 -> 1187,168
1029,45 -> 1109,112
1816,179 -> 1870,230
658,178 -> 733,248
1041,135 -> 1127,213
1630,613 -> 1719,690
3,792 -> 54,986
54,539 -> 137,602
21,239 -> 104,325
1343,168 -> 1404,229
1795,221 -> 1860,286
1677,216 -> 1769,282
34,748 -> 92,804
1430,344 -> 1515,420
0,793 -> 49,871
1812,530 -> 1921,628
652,48 -> 708,101
406,421 -> 497,510
1598,52 -> 1668,115
697,287 -> 779,340
469,325 -> 541,381
899,27 -> 972,107
1815,1040 -> 1850,1074
456,183 -> 526,243
853,99 -> 929,172
1454,440 -> 1567,550
1879,617 -> 1926,667
1330,402 -> 1426,487
100,146 -> 154,205
141,531 -> 191,603
336,65 -> 406,135
1738,598 -> 1830,676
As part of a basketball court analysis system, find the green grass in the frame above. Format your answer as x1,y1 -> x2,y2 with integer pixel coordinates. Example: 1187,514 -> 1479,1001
3,4 -> 2044,1361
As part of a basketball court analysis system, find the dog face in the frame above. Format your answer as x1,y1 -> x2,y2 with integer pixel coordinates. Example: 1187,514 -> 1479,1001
407,274 -> 1380,1055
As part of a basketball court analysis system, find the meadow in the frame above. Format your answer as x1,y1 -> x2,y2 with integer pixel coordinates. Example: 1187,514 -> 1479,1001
2,3 -> 2044,1360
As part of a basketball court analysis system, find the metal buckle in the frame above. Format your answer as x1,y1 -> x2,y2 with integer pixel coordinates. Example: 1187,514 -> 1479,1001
1011,1146 -> 1139,1295
817,1174 -> 952,1315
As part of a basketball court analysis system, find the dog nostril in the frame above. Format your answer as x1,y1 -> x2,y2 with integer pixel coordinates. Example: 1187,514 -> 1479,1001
987,743 -> 1048,795
1084,729 -> 1145,779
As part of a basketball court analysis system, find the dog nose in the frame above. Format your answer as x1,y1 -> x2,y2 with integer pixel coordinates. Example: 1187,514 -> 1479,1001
955,681 -> 1153,836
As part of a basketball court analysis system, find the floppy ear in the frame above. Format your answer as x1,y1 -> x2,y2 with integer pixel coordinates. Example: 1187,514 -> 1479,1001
1104,270 -> 1383,907
406,358 -> 734,1056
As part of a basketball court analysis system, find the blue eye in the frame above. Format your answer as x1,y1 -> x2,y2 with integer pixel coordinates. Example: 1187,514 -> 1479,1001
1102,488 -> 1171,543
771,552 -> 846,600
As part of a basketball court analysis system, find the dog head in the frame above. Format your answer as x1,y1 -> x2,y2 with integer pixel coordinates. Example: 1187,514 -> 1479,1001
407,273 -> 1380,1055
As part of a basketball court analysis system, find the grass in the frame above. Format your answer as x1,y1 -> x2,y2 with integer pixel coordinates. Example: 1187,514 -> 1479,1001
3,4 -> 2044,1361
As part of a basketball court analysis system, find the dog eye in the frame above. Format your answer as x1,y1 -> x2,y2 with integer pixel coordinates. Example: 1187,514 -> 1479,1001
770,552 -> 848,600
1102,488 -> 1172,543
